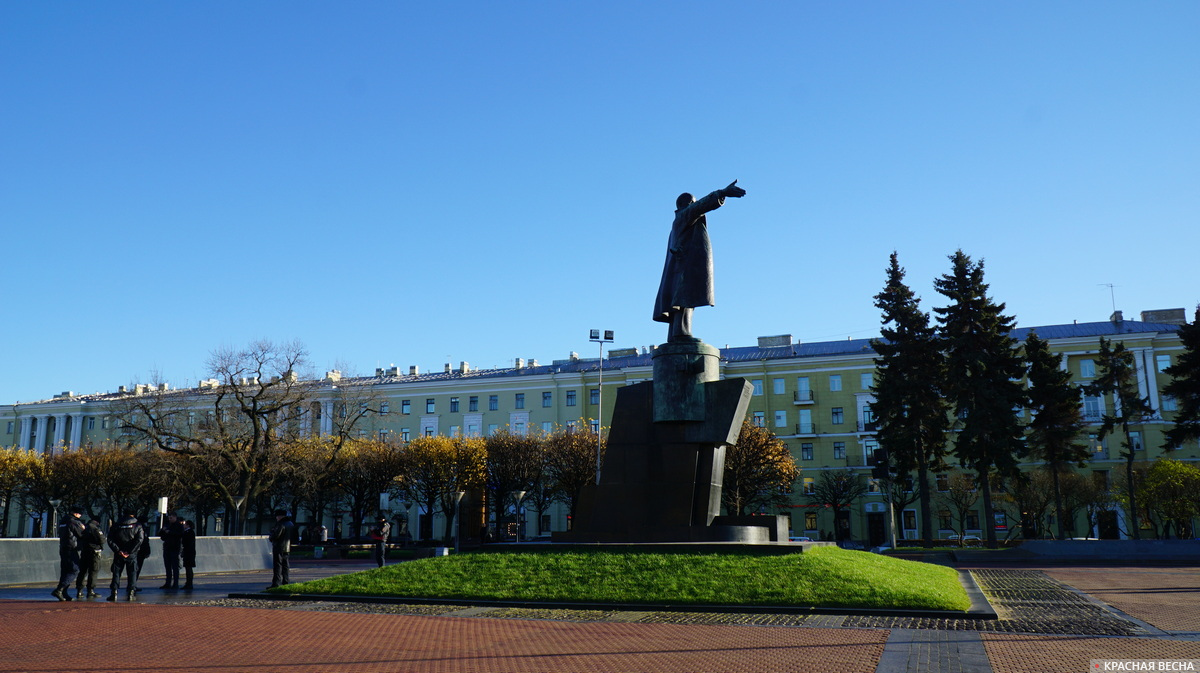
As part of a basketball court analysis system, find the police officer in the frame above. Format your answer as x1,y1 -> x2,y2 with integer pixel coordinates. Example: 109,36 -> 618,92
51,505 -> 86,601
159,512 -> 184,589
75,518 -> 106,599
108,512 -> 145,601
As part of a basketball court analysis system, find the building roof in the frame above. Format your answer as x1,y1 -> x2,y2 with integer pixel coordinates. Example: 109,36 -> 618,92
6,319 -> 1183,406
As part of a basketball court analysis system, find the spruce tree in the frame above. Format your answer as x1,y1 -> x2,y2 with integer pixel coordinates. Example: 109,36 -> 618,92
1163,306 -> 1200,450
933,250 -> 1027,549
1084,336 -> 1155,539
1024,330 -> 1088,539
871,252 -> 949,543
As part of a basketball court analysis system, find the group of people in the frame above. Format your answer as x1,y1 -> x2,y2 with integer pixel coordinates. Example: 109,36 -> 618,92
52,507 -> 196,602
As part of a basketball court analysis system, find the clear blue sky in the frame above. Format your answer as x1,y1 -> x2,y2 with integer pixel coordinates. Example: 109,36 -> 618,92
2,3 -> 1197,404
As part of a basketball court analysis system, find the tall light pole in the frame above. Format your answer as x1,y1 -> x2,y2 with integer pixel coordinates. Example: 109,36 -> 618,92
589,329 -> 613,484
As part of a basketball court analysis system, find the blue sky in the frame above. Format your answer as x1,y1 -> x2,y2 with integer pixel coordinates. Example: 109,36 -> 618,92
2,3 -> 1197,404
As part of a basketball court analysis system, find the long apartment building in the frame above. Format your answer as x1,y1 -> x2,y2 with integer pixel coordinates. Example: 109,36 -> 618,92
2,308 -> 1192,543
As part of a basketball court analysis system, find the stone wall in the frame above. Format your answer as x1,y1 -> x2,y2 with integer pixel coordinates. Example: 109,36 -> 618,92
0,536 -> 270,585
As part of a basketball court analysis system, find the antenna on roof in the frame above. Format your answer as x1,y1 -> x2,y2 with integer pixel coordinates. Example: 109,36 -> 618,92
1099,283 -> 1117,313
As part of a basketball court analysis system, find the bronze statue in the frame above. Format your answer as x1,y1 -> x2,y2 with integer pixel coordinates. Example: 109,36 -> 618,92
652,180 -> 746,341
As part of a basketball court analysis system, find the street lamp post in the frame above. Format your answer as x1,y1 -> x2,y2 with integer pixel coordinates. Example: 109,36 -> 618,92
588,329 -> 614,484
452,491 -> 466,553
513,490 -> 527,542
48,498 -> 61,538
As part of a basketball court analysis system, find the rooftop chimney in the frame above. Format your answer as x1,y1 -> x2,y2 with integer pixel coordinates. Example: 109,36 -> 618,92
1140,308 -> 1188,325
1110,310 -> 1124,324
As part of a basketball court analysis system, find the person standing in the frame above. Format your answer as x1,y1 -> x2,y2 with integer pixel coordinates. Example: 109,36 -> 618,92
107,512 -> 145,601
369,514 -> 392,567
75,518 -> 106,599
180,519 -> 196,590
266,509 -> 293,589
159,512 -> 184,589
51,505 -> 86,601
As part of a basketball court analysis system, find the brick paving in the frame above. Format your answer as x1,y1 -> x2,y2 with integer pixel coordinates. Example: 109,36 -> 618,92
0,600 -> 888,673
3,562 -> 1198,672
1044,566 -> 1200,633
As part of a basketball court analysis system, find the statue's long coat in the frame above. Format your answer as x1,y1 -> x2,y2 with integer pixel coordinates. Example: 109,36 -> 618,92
653,190 -> 726,323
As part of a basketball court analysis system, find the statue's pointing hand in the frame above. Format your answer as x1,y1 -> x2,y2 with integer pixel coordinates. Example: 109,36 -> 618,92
722,180 -> 746,198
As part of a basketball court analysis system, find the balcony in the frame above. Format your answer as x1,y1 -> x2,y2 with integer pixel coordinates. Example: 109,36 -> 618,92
793,390 -> 815,405
857,420 -> 878,433
795,422 -> 818,436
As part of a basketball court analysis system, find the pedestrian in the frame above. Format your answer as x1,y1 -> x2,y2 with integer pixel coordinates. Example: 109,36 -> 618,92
266,509 -> 293,589
51,505 -> 86,601
181,519 -> 196,590
75,518 -> 106,599
134,516 -> 151,593
107,512 -> 145,601
369,514 -> 392,567
159,512 -> 184,589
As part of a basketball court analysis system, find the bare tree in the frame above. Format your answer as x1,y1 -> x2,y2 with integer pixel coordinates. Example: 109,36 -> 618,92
937,473 -> 980,545
807,469 -> 868,543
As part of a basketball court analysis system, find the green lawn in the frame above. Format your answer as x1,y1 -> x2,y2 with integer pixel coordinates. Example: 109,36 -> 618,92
272,546 -> 970,611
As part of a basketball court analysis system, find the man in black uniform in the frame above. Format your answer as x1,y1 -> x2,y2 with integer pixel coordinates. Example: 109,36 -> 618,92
267,509 -> 293,589
75,518 -> 106,599
51,505 -> 86,601
108,512 -> 145,601
159,512 -> 184,589
181,519 -> 197,590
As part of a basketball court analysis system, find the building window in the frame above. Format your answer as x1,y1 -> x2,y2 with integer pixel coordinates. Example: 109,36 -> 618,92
401,400 -> 411,415
86,417 -> 95,430
800,443 -> 813,461
829,374 -> 842,392
513,421 -> 526,436
1156,354 -> 1171,373
1083,396 -> 1102,421
489,395 -> 499,411
5,421 -> 13,434
467,423 -> 480,437
469,396 -> 479,412
903,510 -> 916,530
833,442 -> 846,459
590,388 -> 600,405
966,512 -> 980,530
1130,431 -> 1143,451
401,428 -> 411,441
488,424 -> 499,435
566,390 -> 577,407
378,429 -> 389,440
868,478 -> 880,493
542,421 -> 553,433
590,419 -> 600,433
860,372 -> 872,390
424,427 -> 435,437
752,411 -> 765,427
831,407 -> 844,425
752,379 -> 764,396
936,474 -> 949,492
1080,359 -> 1096,378
805,512 -> 818,531
774,410 -> 787,428
938,510 -> 952,530
773,378 -> 785,395
1162,395 -> 1177,412
803,477 -> 815,495
426,399 -> 436,414
515,393 -> 525,410
380,401 -> 390,415
450,397 -> 460,413
542,391 -> 552,408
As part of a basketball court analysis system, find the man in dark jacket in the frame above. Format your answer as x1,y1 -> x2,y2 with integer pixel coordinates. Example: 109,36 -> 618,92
266,509 -> 293,589
52,505 -> 87,601
75,519 -> 106,599
108,512 -> 145,601
134,515 -> 151,592
159,512 -> 184,589
180,519 -> 196,590
369,514 -> 392,568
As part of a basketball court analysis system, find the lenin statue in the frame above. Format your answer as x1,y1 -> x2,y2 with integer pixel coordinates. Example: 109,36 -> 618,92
652,180 -> 746,342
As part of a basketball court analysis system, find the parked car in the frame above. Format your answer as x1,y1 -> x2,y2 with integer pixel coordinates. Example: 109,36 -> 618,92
946,534 -> 982,546
788,536 -> 813,542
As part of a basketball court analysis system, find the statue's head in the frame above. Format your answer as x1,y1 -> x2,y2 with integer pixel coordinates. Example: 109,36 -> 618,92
676,192 -> 694,210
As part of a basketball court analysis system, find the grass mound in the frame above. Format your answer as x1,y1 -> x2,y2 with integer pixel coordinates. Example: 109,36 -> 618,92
274,546 -> 970,611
